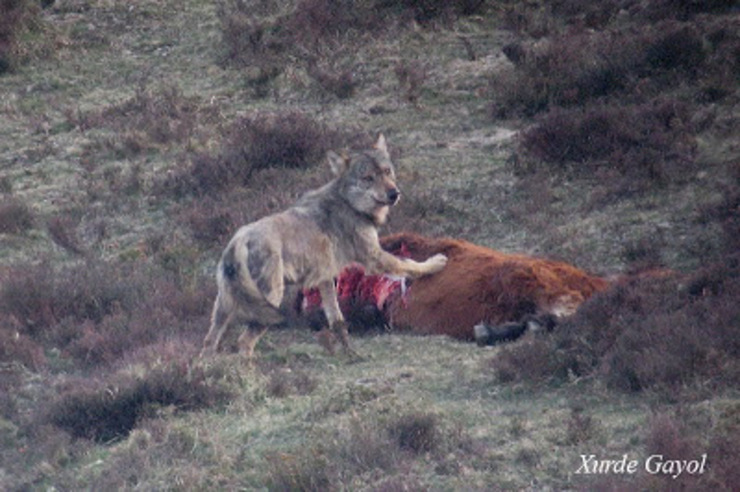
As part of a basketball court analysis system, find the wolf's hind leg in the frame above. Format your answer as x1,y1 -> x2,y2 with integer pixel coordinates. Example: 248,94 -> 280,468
238,324 -> 269,361
200,298 -> 235,358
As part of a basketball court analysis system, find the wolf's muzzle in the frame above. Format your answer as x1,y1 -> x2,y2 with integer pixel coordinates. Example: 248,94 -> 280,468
387,188 -> 400,205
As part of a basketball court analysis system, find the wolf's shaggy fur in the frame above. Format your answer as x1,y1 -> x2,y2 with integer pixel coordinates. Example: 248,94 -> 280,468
200,135 -> 447,359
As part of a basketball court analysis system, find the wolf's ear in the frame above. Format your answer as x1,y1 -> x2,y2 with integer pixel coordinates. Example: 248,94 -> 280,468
374,133 -> 389,158
327,150 -> 349,176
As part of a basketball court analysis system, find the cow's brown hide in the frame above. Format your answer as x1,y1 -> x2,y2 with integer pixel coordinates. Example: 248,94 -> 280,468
380,232 -> 609,340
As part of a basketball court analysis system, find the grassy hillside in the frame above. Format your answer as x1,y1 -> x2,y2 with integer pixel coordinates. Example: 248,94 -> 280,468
1,0 -> 738,490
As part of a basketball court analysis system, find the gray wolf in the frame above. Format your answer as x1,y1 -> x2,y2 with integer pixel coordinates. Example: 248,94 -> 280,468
200,135 -> 448,360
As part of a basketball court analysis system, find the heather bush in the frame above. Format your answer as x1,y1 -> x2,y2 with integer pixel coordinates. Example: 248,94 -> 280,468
265,410 -> 469,489
389,412 -> 440,454
307,61 -> 358,99
218,0 -> 486,61
565,406 -> 601,445
491,258 -> 740,394
0,197 -> 34,234
0,257 -> 212,370
46,360 -> 234,441
68,83 -> 217,162
217,0 -> 485,98
183,198 -> 236,248
494,18 -> 717,118
699,173 -> 740,255
394,59 -> 428,105
376,0 -> 486,25
0,326 -> 46,370
518,98 -> 697,184
0,0 -> 52,74
47,214 -> 86,256
493,29 -> 637,116
704,402 -> 740,490
217,0 -> 381,70
161,111 -> 364,198
0,260 -> 148,336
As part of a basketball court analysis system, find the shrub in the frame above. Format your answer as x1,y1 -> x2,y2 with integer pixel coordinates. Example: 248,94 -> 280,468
0,260 -> 147,336
0,198 -> 34,234
265,447 -> 333,491
493,29 -> 637,116
161,111 -> 364,198
0,257 -> 212,370
47,214 -> 86,256
0,0 -> 51,74
490,258 -> 740,394
183,198 -> 235,248
389,412 -> 439,454
307,62 -> 358,99
494,337 -> 566,385
565,406 -> 600,445
394,59 -> 427,104
704,403 -> 740,489
46,360 -> 234,442
68,83 -> 215,162
377,0 -> 486,25
493,17 -> 719,118
216,0 -> 485,97
518,98 -> 697,184
645,22 -> 705,73
0,326 -> 46,370
699,176 -> 740,255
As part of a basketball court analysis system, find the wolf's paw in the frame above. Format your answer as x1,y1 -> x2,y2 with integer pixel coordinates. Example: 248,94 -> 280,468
423,253 -> 448,274
199,344 -> 216,359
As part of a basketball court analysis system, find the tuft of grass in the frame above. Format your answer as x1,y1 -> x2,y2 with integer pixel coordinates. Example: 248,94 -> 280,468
264,367 -> 318,398
394,59 -> 427,105
265,447 -> 333,491
47,214 -> 86,256
389,412 -> 439,454
565,406 -> 600,445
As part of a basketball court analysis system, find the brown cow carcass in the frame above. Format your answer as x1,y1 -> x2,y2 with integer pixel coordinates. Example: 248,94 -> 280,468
302,232 -> 609,345
380,233 -> 608,343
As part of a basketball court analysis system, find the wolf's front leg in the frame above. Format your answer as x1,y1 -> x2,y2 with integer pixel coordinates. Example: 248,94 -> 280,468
418,253 -> 447,275
373,250 -> 448,279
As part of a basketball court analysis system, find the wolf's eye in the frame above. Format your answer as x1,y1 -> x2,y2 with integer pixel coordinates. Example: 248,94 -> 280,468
383,168 -> 392,176
362,175 -> 374,182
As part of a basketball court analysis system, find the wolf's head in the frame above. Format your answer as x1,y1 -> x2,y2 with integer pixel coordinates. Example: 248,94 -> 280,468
328,134 -> 400,226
